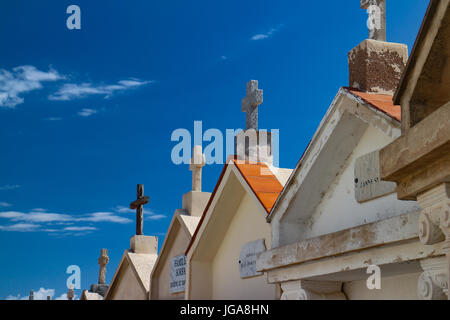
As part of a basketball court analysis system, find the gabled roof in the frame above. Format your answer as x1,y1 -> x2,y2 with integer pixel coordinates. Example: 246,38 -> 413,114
346,88 -> 401,121
186,156 -> 291,255
105,250 -> 157,299
267,87 -> 402,223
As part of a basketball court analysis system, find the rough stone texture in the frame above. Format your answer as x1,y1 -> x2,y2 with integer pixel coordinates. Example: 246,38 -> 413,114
89,284 -> 109,297
189,145 -> 206,192
348,39 -> 408,95
361,0 -> 386,41
241,80 -> 263,130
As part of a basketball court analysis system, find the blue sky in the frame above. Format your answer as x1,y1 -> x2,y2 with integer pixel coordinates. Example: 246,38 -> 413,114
0,0 -> 428,299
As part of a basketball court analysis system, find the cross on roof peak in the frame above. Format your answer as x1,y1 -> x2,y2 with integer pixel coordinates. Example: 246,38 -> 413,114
361,0 -> 386,41
190,145 -> 205,192
241,80 -> 263,130
129,184 -> 150,236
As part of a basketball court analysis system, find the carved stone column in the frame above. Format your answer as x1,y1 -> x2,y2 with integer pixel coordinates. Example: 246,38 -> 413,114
417,183 -> 450,300
418,257 -> 448,300
280,280 -> 346,300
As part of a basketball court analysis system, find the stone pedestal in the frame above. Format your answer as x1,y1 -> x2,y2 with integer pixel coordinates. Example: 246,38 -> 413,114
182,191 -> 211,217
234,130 -> 273,165
348,39 -> 408,95
130,235 -> 158,254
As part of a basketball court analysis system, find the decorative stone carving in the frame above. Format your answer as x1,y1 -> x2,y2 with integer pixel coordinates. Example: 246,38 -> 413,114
418,257 -> 448,300
280,280 -> 346,300
417,183 -> 450,245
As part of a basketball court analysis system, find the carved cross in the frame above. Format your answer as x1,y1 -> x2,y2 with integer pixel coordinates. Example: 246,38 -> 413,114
241,80 -> 263,130
190,145 -> 206,192
29,290 -> 34,300
361,0 -> 386,41
98,248 -> 109,285
129,184 -> 150,235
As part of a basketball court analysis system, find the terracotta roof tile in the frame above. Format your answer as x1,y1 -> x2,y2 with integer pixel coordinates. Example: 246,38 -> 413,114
347,88 -> 401,121
233,159 -> 284,213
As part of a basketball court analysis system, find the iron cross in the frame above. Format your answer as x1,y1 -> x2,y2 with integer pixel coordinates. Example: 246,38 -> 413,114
129,184 -> 150,235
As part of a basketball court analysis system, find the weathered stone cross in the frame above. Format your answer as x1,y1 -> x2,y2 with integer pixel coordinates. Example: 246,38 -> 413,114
98,248 -> 109,285
361,0 -> 386,41
129,184 -> 150,236
241,80 -> 263,131
190,145 -> 206,192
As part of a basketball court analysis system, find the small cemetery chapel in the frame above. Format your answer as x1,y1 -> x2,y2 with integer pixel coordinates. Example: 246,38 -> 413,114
256,0 -> 442,300
149,145 -> 211,300
185,80 -> 293,300
104,185 -> 158,300
80,249 -> 110,300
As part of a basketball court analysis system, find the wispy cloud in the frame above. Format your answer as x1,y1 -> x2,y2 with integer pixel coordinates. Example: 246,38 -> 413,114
0,223 -> 40,232
220,55 -> 228,60
43,117 -> 63,121
0,202 -> 12,207
49,79 -> 153,101
0,66 -> 64,108
5,288 -> 74,300
77,108 -> 97,117
0,184 -> 20,191
0,208 -> 132,235
250,25 -> 283,41
114,205 -> 166,220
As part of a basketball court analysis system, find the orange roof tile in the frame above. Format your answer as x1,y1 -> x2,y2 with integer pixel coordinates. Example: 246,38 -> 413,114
347,88 -> 401,121
233,159 -> 284,213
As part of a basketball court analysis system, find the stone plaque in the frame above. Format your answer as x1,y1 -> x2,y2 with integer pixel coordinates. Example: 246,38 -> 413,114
239,239 -> 266,279
170,255 -> 186,294
354,150 -> 396,203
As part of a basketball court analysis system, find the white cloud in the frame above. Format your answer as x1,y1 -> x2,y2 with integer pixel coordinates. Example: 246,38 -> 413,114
146,214 -> 166,221
0,202 -> 12,207
250,25 -> 283,41
77,108 -> 97,117
49,79 -> 153,101
220,55 -> 228,60
0,66 -> 64,108
43,117 -> 63,121
63,226 -> 97,231
0,184 -> 20,191
0,208 -> 132,235
5,288 -> 74,300
0,223 -> 40,232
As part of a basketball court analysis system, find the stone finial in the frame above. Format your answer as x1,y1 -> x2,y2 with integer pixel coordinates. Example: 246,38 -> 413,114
98,248 -> 109,285
190,145 -> 206,192
361,0 -> 386,42
242,80 -> 263,130
47,296 -> 51,300
29,290 -> 34,300
67,286 -> 75,300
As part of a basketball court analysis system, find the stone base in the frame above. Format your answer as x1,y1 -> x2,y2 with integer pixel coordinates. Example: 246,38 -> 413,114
234,130 -> 273,164
89,284 -> 109,297
130,235 -> 158,254
348,39 -> 408,95
182,191 -> 211,217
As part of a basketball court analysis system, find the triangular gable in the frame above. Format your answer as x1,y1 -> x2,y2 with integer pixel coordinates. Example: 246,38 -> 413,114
267,88 -> 404,246
186,157 -> 288,256
105,250 -> 157,299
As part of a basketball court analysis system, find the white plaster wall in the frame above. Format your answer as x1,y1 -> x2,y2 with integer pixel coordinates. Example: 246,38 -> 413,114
211,193 -> 276,300
152,223 -> 188,300
343,272 -> 421,300
111,265 -> 147,300
303,125 -> 420,240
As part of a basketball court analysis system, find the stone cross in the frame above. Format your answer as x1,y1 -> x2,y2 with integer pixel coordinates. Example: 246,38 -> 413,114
361,0 -> 386,41
29,290 -> 34,300
190,145 -> 206,192
129,184 -> 150,236
67,286 -> 74,300
98,248 -> 109,285
241,80 -> 263,130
